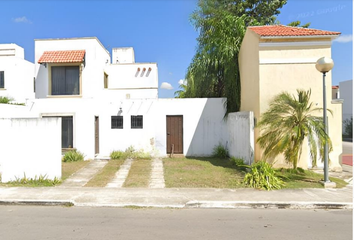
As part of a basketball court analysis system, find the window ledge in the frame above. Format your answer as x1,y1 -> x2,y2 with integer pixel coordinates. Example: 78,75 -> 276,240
0,88 -> 7,90
47,95 -> 82,98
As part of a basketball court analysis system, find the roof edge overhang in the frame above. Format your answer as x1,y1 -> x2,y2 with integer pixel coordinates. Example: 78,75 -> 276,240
38,50 -> 86,64
260,34 -> 340,40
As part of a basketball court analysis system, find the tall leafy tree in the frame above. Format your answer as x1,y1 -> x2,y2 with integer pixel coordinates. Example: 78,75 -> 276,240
257,90 -> 332,169
176,0 -> 287,113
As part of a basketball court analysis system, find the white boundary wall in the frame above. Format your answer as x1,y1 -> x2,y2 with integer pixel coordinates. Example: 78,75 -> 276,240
227,112 -> 255,165
0,117 -> 61,182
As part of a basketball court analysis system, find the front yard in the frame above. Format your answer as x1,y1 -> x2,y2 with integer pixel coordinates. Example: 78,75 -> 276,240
0,157 -> 348,189
163,157 -> 245,188
163,157 -> 348,189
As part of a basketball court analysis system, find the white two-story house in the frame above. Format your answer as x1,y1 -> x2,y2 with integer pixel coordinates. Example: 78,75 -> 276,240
0,44 -> 34,103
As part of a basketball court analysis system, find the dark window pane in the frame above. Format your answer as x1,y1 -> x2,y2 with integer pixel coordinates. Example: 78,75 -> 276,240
111,116 -> 123,129
62,116 -> 73,148
131,115 -> 143,129
65,67 -> 80,95
0,71 -> 5,88
52,67 -> 65,95
52,66 -> 79,95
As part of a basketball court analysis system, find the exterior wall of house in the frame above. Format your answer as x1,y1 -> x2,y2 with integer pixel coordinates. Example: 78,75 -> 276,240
22,98 -> 231,160
99,98 -> 228,157
257,39 -> 342,170
227,112 -> 255,165
0,44 -> 34,103
112,47 -> 135,63
34,38 -> 111,99
102,63 -> 158,100
0,117 -> 61,182
238,30 -> 261,166
332,87 -> 339,99
339,80 -> 353,127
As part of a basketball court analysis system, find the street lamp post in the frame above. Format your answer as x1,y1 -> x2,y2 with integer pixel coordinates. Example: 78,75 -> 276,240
315,57 -> 334,183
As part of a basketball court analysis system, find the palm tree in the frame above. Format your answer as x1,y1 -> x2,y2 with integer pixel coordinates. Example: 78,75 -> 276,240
257,89 -> 331,169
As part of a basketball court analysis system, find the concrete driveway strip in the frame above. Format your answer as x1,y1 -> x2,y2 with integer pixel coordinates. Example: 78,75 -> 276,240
149,158 -> 165,188
106,158 -> 134,188
59,160 -> 108,188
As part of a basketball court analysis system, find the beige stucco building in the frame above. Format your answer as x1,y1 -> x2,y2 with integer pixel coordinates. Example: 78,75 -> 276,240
239,25 -> 342,171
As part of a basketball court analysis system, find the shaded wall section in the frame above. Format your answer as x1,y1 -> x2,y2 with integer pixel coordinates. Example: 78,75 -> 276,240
227,112 -> 254,165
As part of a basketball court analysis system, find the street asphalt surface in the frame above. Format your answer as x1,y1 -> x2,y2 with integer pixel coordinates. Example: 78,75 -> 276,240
0,206 -> 351,240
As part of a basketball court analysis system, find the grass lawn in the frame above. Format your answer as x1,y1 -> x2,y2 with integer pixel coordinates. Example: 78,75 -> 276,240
85,159 -> 125,187
277,169 -> 348,189
163,157 -> 347,189
123,159 -> 152,188
62,160 -> 91,181
163,157 -> 245,188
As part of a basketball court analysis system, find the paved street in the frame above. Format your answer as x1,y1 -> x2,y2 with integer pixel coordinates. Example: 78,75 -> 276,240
0,206 -> 351,240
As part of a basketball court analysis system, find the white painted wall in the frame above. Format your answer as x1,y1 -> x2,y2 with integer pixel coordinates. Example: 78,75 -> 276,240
102,63 -> 158,99
227,112 -> 254,165
339,80 -> 353,125
99,98 -> 229,157
112,47 -> 135,63
0,44 -> 34,103
1,97 -> 255,163
0,104 -> 38,118
0,117 -> 61,182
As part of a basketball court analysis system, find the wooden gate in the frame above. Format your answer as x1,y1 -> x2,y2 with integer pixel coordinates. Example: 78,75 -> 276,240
166,115 -> 183,154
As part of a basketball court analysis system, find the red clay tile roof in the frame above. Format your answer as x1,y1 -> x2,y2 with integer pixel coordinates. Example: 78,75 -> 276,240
38,50 -> 85,63
332,85 -> 339,89
249,25 -> 340,37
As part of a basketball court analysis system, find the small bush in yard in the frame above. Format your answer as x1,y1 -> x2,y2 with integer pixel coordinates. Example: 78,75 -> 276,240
243,161 -> 284,191
110,150 -> 125,160
9,174 -> 61,186
212,144 -> 229,158
0,96 -> 12,104
62,149 -> 85,162
230,157 -> 244,166
110,148 -> 152,160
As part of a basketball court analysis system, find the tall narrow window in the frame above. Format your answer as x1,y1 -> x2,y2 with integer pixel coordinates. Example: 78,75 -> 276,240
52,66 -> 80,95
62,116 -> 73,148
131,115 -> 143,129
104,72 -> 108,89
0,71 -> 4,89
111,116 -> 123,129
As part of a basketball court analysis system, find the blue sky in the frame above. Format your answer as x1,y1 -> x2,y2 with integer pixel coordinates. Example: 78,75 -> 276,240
0,0 -> 352,98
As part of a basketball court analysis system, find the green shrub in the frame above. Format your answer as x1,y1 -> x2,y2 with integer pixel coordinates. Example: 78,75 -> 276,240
230,157 -> 244,166
133,150 -> 152,160
8,174 -> 61,186
243,161 -> 284,191
0,96 -> 12,104
110,150 -> 125,160
62,149 -> 85,162
212,144 -> 229,158
110,147 -> 152,160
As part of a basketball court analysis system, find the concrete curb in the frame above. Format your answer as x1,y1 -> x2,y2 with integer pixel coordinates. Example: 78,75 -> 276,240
0,199 -> 351,210
0,200 -> 74,207
185,201 -> 353,210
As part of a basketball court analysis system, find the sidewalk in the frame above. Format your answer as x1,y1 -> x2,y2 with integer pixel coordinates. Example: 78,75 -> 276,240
0,184 -> 352,209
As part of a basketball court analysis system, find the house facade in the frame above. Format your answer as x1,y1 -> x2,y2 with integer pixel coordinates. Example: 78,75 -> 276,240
0,44 -> 34,103
1,37 -> 248,162
239,25 -> 343,171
